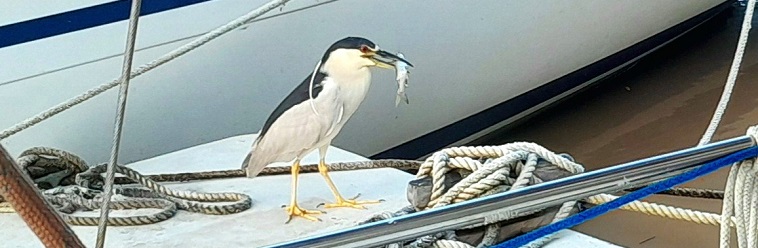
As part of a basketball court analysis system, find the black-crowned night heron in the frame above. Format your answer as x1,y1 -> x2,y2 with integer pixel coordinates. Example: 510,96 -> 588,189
241,37 -> 412,222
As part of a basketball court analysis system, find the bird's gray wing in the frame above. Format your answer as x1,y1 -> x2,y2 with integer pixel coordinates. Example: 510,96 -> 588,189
258,72 -> 326,140
253,95 -> 337,162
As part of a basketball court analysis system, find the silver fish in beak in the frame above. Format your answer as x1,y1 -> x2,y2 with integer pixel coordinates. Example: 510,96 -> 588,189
361,47 -> 413,106
394,52 -> 411,107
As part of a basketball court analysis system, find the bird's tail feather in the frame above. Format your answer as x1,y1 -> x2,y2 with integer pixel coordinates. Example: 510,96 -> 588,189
242,151 -> 268,178
241,140 -> 274,178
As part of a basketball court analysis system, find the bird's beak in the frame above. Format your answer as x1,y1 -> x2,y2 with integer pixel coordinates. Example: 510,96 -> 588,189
364,49 -> 414,69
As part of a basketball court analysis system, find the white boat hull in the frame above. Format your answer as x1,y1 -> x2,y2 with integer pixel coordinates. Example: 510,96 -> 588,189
0,0 -> 731,164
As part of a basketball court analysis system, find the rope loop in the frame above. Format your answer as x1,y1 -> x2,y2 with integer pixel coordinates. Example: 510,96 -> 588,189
366,142 -> 585,248
2,146 -> 252,226
719,124 -> 758,248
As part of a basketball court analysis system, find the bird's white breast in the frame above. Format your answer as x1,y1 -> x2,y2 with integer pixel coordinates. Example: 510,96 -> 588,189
335,69 -> 372,116
318,69 -> 372,141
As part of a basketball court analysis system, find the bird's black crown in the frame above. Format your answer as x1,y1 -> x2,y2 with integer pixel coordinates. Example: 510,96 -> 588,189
320,37 -> 376,61
327,37 -> 376,51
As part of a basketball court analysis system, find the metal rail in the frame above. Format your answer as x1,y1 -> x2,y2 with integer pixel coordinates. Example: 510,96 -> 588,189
268,135 -> 756,248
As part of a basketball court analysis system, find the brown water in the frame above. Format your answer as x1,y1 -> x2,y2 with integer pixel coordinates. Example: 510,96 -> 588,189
471,6 -> 758,248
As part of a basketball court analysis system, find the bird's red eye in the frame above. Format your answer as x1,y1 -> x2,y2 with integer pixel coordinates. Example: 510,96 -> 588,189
360,45 -> 370,53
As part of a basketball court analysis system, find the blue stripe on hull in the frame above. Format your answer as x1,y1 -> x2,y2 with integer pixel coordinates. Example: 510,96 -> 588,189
370,0 -> 734,160
0,0 -> 210,49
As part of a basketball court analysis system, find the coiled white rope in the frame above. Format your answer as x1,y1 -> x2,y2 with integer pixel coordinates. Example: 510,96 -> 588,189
95,0 -> 142,247
0,0 -> 292,140
720,125 -> 758,248
412,143 -> 583,248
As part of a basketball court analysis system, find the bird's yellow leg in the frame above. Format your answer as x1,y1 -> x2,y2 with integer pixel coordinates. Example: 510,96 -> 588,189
284,159 -> 324,223
317,156 -> 383,209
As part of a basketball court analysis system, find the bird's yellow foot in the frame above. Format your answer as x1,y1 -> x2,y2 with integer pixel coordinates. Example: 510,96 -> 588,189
284,204 -> 325,224
317,193 -> 385,209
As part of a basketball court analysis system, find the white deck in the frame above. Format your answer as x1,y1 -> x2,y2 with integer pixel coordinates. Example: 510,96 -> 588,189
1,134 -> 620,247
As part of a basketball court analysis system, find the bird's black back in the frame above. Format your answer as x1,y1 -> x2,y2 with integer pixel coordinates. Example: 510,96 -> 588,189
257,71 -> 327,140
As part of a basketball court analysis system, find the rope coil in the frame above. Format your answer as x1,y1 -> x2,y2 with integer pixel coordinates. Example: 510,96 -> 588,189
3,147 -> 251,226
362,143 -> 585,248
719,126 -> 758,248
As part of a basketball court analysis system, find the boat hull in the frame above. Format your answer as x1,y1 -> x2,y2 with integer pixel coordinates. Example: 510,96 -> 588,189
0,0 -> 732,163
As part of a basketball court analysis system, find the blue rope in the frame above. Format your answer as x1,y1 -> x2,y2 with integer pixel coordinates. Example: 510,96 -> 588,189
491,146 -> 758,248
